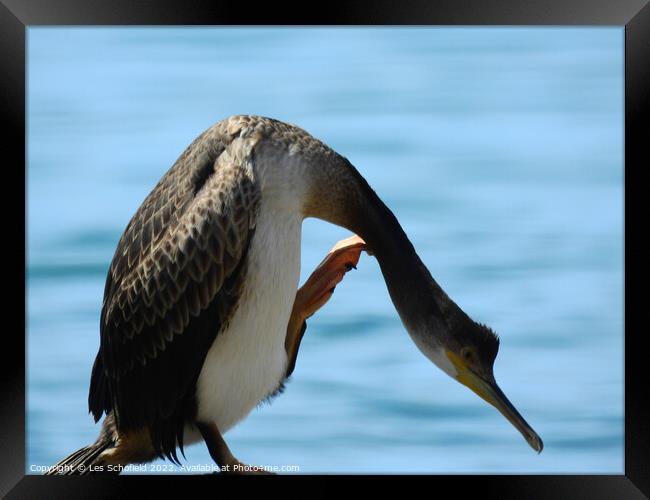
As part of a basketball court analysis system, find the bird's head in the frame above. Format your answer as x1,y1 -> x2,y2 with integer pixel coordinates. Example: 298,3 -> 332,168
410,307 -> 543,453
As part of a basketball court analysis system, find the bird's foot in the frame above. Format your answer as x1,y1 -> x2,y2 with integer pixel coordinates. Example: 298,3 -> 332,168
197,422 -> 275,475
295,235 -> 366,319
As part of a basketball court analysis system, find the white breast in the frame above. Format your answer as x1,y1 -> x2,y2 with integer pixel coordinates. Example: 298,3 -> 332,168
194,201 -> 302,433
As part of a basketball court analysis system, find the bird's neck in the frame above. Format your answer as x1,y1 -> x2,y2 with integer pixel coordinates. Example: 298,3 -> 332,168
303,155 -> 454,335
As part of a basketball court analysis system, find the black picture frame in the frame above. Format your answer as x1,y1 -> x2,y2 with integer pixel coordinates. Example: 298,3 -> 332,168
4,1 -> 648,497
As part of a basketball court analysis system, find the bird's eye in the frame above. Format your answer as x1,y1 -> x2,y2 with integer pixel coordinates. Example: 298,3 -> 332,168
461,348 -> 473,361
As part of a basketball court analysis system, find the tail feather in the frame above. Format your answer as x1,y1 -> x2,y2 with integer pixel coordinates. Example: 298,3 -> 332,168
44,437 -> 116,475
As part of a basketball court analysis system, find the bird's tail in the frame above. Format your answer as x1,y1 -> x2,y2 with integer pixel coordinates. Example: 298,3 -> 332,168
44,434 -> 117,475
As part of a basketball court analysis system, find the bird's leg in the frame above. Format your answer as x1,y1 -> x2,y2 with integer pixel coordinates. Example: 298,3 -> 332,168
196,421 -> 271,475
284,235 -> 366,377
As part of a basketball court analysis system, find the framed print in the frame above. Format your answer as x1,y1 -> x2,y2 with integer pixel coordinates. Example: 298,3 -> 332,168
3,0 -> 648,497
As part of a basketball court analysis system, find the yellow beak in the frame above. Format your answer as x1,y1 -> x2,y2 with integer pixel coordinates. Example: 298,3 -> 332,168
447,350 -> 543,453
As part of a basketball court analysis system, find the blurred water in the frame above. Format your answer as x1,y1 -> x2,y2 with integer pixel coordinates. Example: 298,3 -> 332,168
26,28 -> 623,473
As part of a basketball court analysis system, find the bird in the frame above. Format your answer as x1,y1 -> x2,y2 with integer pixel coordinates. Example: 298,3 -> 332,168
46,115 -> 542,475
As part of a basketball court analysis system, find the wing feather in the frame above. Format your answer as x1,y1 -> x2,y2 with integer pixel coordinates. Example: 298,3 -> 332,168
89,121 -> 261,462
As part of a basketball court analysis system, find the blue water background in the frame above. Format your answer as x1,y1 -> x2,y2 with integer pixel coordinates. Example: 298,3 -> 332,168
27,28 -> 623,473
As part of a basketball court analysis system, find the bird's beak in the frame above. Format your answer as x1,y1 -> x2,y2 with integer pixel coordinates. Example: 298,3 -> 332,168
446,351 -> 543,453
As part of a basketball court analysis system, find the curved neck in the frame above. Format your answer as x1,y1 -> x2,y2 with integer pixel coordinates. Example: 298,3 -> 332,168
304,156 -> 455,334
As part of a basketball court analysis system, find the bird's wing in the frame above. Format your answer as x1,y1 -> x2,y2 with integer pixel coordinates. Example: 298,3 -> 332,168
89,126 -> 260,463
